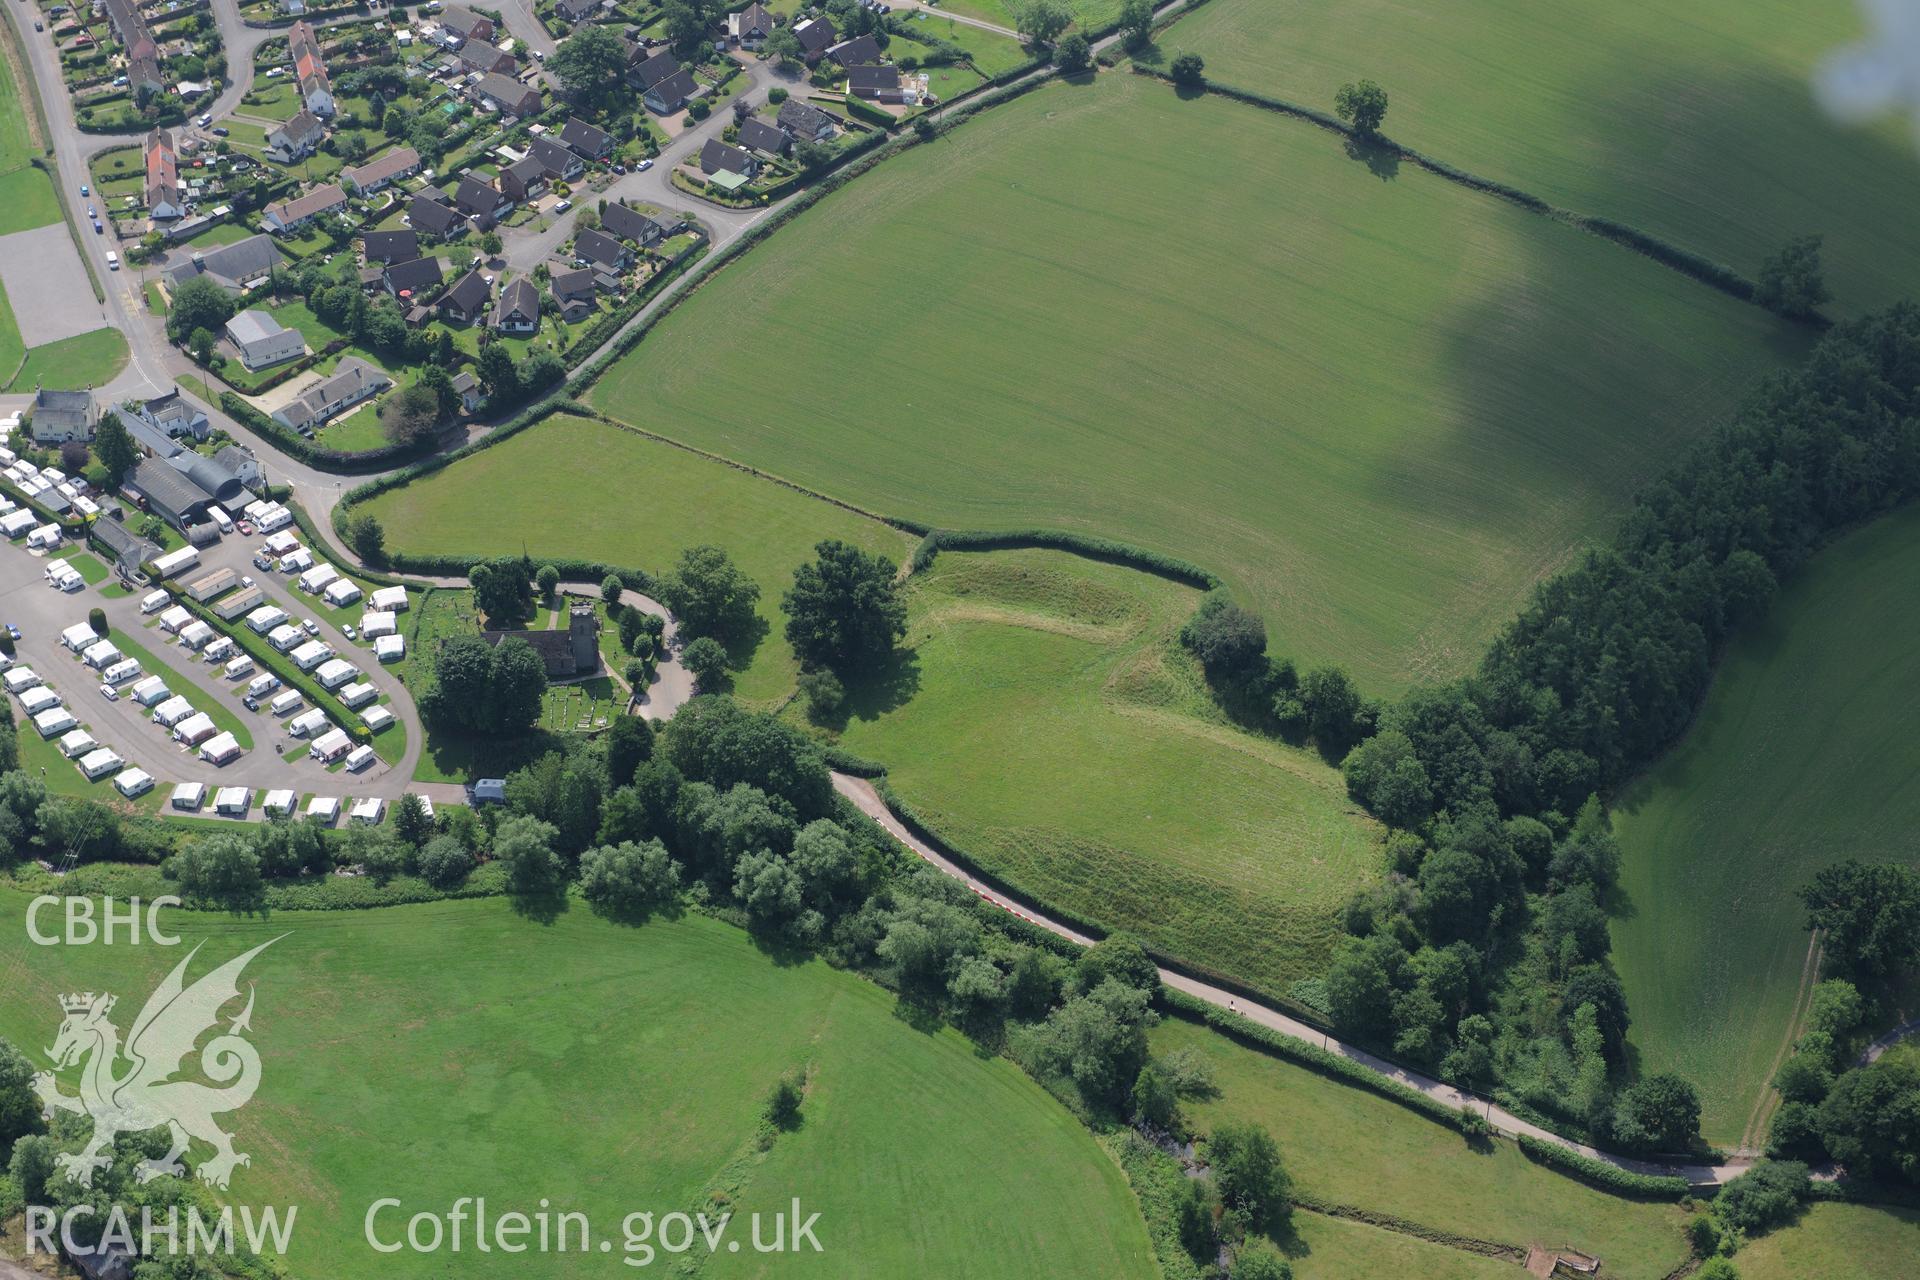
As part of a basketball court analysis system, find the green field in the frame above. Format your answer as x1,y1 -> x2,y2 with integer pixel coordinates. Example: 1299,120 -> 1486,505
357,414 -> 917,703
589,75 -> 1798,694
0,891 -> 1157,1279
1736,1202 -> 1920,1280
1166,0 -> 1920,315
1612,504 -> 1920,1146
828,548 -> 1378,994
8,325 -> 129,390
1149,1018 -> 1691,1278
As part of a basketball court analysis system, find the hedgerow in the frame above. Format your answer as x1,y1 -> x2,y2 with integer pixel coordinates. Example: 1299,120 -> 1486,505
1513,1135 -> 1691,1200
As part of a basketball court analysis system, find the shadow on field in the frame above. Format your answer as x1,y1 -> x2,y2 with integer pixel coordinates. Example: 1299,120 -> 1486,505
1343,136 -> 1399,182
832,645 -> 924,728
510,887 -> 570,924
721,612 -> 771,678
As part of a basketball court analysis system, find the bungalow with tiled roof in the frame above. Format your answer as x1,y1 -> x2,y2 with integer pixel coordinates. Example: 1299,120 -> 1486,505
729,2 -> 774,48
362,228 -> 419,264
528,134 -> 584,181
572,226 -> 632,272
791,15 -> 836,63
737,116 -> 790,157
454,175 -> 513,227
263,183 -> 347,234
473,72 -> 542,117
559,117 -> 612,162
342,146 -> 421,193
408,191 -> 468,238
382,256 -> 446,303
439,269 -> 492,323
633,50 -> 697,115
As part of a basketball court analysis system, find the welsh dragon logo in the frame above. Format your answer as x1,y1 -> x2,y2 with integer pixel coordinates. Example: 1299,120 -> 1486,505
33,939 -> 280,1191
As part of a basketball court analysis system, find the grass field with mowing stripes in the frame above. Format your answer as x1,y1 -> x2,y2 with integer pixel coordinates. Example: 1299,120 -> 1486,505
0,891 -> 1158,1280
825,548 -> 1379,995
1164,0 -> 1920,315
1612,503 -> 1920,1145
589,75 -> 1800,694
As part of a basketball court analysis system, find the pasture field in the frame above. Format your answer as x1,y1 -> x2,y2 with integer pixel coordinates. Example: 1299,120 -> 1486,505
1735,1202 -> 1920,1280
590,75 -> 1798,694
1165,0 -> 1920,314
1612,504 -> 1920,1145
0,891 -> 1157,1280
827,548 -> 1380,996
357,413 -> 916,705
1148,1018 -> 1692,1279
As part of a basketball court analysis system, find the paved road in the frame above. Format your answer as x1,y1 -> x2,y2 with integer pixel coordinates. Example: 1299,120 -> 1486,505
831,772 -> 1794,1187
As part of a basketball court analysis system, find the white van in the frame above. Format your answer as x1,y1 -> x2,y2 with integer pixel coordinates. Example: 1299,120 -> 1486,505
105,251 -> 119,270
208,504 -> 234,534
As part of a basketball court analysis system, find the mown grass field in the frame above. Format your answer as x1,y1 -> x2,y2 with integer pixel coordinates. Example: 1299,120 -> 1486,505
1612,504 -> 1920,1145
0,892 -> 1157,1280
8,325 -> 128,390
1149,1018 -> 1692,1279
589,75 -> 1798,694
1165,0 -> 1920,314
357,414 -> 916,704
826,548 -> 1379,995
1736,1202 -> 1920,1280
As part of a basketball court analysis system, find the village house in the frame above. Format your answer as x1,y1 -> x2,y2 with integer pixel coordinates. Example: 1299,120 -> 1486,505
730,2 -> 775,48
29,389 -> 94,445
700,138 -> 761,181
849,63 -> 907,103
601,200 -> 666,247
737,117 -> 791,157
792,15 -> 837,64
437,6 -> 496,48
559,117 -> 612,162
289,21 -> 335,116
271,358 -> 391,434
528,134 -> 584,182
408,191 -> 468,238
473,72 -> 542,117
828,34 -> 882,67
133,390 -> 211,442
224,310 -> 305,371
343,146 -> 421,193
491,277 -> 540,334
632,49 -> 698,115
264,184 -> 347,234
454,174 -> 513,227
162,235 -> 285,294
778,97 -> 837,143
459,37 -> 516,75
104,0 -> 164,96
549,267 -> 597,321
383,256 -> 446,303
555,0 -> 606,21
363,228 -> 419,265
498,155 -> 549,203
266,109 -> 326,163
573,226 -> 632,272
439,269 -> 492,323
145,128 -> 183,220
449,370 -> 483,413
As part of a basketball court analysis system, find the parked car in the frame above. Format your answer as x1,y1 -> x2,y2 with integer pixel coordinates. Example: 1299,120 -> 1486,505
198,113 -> 212,127
85,205 -> 94,218
554,199 -> 572,213
637,158 -> 653,171
612,163 -> 625,174
6,624 -> 20,640
252,553 -> 273,571
243,695 -> 259,711
212,127 -> 228,137
106,251 -> 119,270
100,683 -> 118,701
343,625 -> 357,640
91,220 -> 101,234
241,575 -> 254,588
33,21 -> 42,31
237,520 -> 254,535
302,619 -> 319,636
79,184 -> 88,196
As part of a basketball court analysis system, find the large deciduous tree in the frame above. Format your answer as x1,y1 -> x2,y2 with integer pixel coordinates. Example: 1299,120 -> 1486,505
782,539 -> 906,674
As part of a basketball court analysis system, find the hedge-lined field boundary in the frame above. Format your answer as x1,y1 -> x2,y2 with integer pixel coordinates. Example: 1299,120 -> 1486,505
1512,1135 -> 1692,1200
1291,1196 -> 1526,1262
909,527 -> 1223,589
221,390 -> 439,474
1127,68 -> 1822,327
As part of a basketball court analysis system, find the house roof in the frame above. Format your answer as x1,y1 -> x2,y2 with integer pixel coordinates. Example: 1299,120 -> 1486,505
343,146 -> 420,188
503,155 -> 546,191
648,67 -> 698,105
266,183 -> 346,226
441,268 -> 492,313
383,256 -> 445,295
792,15 -> 836,53
409,192 -> 465,234
559,117 -> 610,156
492,276 -> 540,326
734,2 -> 772,35
441,5 -> 490,37
475,71 -> 538,111
633,49 -> 683,90
138,391 -> 206,435
163,234 -> 285,292
550,266 -> 595,298
32,388 -> 91,432
289,20 -> 330,94
455,174 -> 505,215
849,63 -> 901,91
573,226 -> 626,267
125,456 -> 211,519
224,310 -> 291,347
527,134 -> 578,176
737,117 -> 789,154
778,98 -> 834,136
363,228 -> 419,263
460,36 -> 512,68
281,358 -> 390,427
828,34 -> 882,65
700,138 -> 756,176
272,109 -> 325,146
600,201 -> 662,242
145,128 -> 179,208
